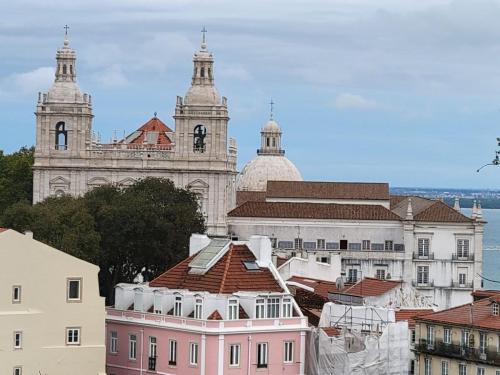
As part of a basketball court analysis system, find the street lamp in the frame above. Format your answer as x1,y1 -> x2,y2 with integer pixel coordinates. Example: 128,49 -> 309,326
477,138 -> 500,172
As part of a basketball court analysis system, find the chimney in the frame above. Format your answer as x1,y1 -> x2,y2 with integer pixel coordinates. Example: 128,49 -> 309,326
24,230 -> 33,239
454,197 -> 461,211
405,198 -> 413,220
249,235 -> 272,267
471,200 -> 478,219
189,233 -> 211,256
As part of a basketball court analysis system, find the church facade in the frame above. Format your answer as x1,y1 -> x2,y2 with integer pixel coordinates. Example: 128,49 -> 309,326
33,34 -> 237,235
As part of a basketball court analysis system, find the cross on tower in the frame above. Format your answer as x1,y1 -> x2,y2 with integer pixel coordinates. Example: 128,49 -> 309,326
64,25 -> 70,36
269,99 -> 275,120
201,26 -> 207,44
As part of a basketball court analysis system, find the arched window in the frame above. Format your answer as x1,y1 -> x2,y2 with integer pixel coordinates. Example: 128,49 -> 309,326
266,137 -> 270,147
63,65 -> 67,74
55,122 -> 68,150
193,124 -> 207,153
200,67 -> 205,78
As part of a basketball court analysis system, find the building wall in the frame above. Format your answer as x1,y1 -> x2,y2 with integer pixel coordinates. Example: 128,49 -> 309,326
0,230 -> 106,375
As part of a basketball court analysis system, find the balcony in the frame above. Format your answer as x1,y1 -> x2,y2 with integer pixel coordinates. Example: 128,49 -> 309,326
148,356 -> 157,371
416,339 -> 500,366
452,253 -> 474,262
411,280 -> 434,289
449,281 -> 473,289
412,252 -> 434,260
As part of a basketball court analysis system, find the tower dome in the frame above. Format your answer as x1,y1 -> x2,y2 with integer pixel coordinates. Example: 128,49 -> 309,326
236,117 -> 302,191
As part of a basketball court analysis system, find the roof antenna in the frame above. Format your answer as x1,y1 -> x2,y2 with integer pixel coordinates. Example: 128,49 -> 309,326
154,111 -> 157,118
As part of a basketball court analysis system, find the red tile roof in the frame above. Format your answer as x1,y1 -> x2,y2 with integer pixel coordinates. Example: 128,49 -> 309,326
415,298 -> 500,331
0,228 -> 8,233
472,290 -> 500,301
236,190 -> 267,206
207,310 -> 223,320
288,276 -> 346,298
149,244 -> 283,294
342,277 -> 402,297
266,181 -> 390,200
124,117 -> 173,145
228,201 -> 401,221
391,196 -> 473,223
322,326 -> 342,337
395,309 -> 434,328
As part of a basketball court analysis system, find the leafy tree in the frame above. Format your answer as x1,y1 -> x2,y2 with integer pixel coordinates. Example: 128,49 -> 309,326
0,147 -> 34,216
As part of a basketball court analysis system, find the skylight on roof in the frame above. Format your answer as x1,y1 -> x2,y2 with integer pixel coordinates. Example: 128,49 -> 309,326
243,261 -> 260,271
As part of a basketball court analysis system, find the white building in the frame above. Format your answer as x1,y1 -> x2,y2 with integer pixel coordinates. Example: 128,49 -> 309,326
0,228 -> 106,375
228,181 -> 485,310
33,32 -> 237,235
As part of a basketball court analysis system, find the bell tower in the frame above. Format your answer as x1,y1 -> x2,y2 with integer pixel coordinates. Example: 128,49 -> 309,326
34,29 -> 93,159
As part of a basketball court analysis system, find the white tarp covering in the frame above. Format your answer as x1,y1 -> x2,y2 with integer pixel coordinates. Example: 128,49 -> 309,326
308,303 -> 409,374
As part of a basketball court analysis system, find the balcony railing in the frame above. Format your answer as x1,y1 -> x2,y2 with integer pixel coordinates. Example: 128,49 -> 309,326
452,253 -> 475,261
411,280 -> 434,288
412,252 -> 434,260
148,356 -> 157,371
450,281 -> 473,289
416,339 -> 500,366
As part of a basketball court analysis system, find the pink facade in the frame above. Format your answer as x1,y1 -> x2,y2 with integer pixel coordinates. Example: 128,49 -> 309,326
106,309 -> 308,374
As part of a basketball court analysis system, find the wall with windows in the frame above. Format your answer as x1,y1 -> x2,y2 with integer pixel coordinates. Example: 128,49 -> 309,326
0,229 -> 106,375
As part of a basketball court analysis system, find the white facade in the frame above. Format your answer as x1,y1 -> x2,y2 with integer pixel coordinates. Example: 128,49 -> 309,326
0,229 -> 106,375
33,34 -> 237,235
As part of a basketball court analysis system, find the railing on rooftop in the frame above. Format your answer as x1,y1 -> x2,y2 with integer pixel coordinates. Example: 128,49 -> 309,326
412,252 -> 434,260
452,253 -> 475,261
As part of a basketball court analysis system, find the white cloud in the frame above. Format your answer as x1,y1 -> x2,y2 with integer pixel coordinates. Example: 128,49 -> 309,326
333,93 -> 378,110
218,65 -> 252,81
1,67 -> 54,96
92,64 -> 129,88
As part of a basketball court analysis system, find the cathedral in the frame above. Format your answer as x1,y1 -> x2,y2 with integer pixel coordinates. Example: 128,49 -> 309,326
33,32 -> 240,235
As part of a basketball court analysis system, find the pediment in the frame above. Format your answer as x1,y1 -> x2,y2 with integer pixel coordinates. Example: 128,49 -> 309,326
118,177 -> 136,186
187,179 -> 209,189
49,176 -> 70,185
87,177 -> 110,186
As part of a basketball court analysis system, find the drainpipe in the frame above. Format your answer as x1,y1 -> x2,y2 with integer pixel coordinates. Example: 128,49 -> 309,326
140,328 -> 144,375
247,335 -> 252,375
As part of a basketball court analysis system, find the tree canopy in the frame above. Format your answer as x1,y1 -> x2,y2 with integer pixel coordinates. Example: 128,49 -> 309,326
1,177 -> 206,303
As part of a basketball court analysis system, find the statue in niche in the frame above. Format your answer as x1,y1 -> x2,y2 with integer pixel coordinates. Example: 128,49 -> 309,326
193,124 -> 207,152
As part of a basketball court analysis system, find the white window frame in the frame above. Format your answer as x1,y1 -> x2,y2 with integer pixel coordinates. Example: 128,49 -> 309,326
282,298 -> 292,318
441,360 -> 449,375
348,268 -> 358,283
376,269 -> 386,280
13,331 -> 22,349
174,295 -> 182,317
153,292 -> 162,314
411,329 -> 416,344
257,342 -> 268,368
427,325 -> 434,348
67,278 -> 82,302
66,327 -> 81,345
129,334 -> 137,360
12,286 -> 21,303
110,331 -> 118,354
267,297 -> 280,318
149,336 -> 157,358
424,357 -> 431,375
417,266 -> 429,285
362,240 -> 371,251
284,341 -> 294,363
228,298 -> 239,320
461,330 -> 470,348
459,363 -> 467,375
294,238 -> 303,250
229,343 -> 241,367
443,328 -> 451,344
13,367 -> 22,375
477,368 -> 485,375
169,339 -> 177,366
494,303 -> 500,316
480,332 -> 487,354
457,239 -> 470,258
189,342 -> 199,366
256,298 -> 265,319
317,239 -> 325,250
384,240 -> 393,251
418,238 -> 430,257
194,297 -> 203,319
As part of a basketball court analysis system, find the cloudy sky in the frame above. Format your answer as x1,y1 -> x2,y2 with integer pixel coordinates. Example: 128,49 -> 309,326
2,0 -> 500,189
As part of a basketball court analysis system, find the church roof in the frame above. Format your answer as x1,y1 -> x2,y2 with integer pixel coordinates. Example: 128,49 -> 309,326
122,117 -> 173,146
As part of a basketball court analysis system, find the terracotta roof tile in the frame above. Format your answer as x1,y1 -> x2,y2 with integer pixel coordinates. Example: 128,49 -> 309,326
228,201 -> 401,221
123,117 -> 173,146
472,290 -> 500,301
207,310 -> 223,320
322,326 -> 342,337
395,309 -> 434,328
342,277 -> 402,297
236,191 -> 267,206
288,276 -> 347,298
149,244 -> 283,294
266,181 -> 390,200
413,200 -> 473,223
415,298 -> 500,330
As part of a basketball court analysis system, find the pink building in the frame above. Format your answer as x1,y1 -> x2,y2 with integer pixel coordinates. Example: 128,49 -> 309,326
106,236 -> 308,375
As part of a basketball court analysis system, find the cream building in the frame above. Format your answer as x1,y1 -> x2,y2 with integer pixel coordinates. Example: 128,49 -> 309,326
0,228 -> 106,375
33,32 -> 237,235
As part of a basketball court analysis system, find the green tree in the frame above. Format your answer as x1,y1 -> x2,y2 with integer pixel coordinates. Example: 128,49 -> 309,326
0,147 -> 34,216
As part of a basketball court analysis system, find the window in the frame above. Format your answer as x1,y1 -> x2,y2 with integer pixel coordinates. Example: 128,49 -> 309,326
270,237 -> 277,248
12,286 -> 21,303
55,122 -> 68,150
63,64 -> 67,74
461,330 -> 470,348
284,341 -> 294,363
189,342 -> 199,366
410,360 -> 415,375
443,328 -> 451,344
494,303 -> 499,316
424,358 -> 431,375
149,336 -> 157,358
282,298 -> 292,318
458,268 -> 467,286
375,269 -> 386,280
153,293 -> 162,314
67,278 -> 82,302
441,361 -> 449,375
427,325 -> 434,348
169,339 -> 177,366
228,299 -> 239,320
294,238 -> 303,250
418,238 -> 430,257
174,295 -> 182,316
110,331 -> 118,353
129,334 -> 137,360
13,367 -> 22,375
459,363 -> 467,375
266,137 -> 270,147
477,368 -> 485,375
411,329 -> 416,344
340,240 -> 348,250
256,298 -> 265,319
348,269 -> 358,283
200,67 -> 205,78
267,297 -> 280,318
417,266 -> 429,285
66,327 -> 80,345
384,240 -> 393,251
193,124 -> 207,153
362,240 -> 371,250
317,239 -> 326,250
480,332 -> 487,354
13,331 -> 22,349
195,297 -> 203,319
457,239 -> 470,258
257,342 -> 268,368
229,344 -> 240,367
